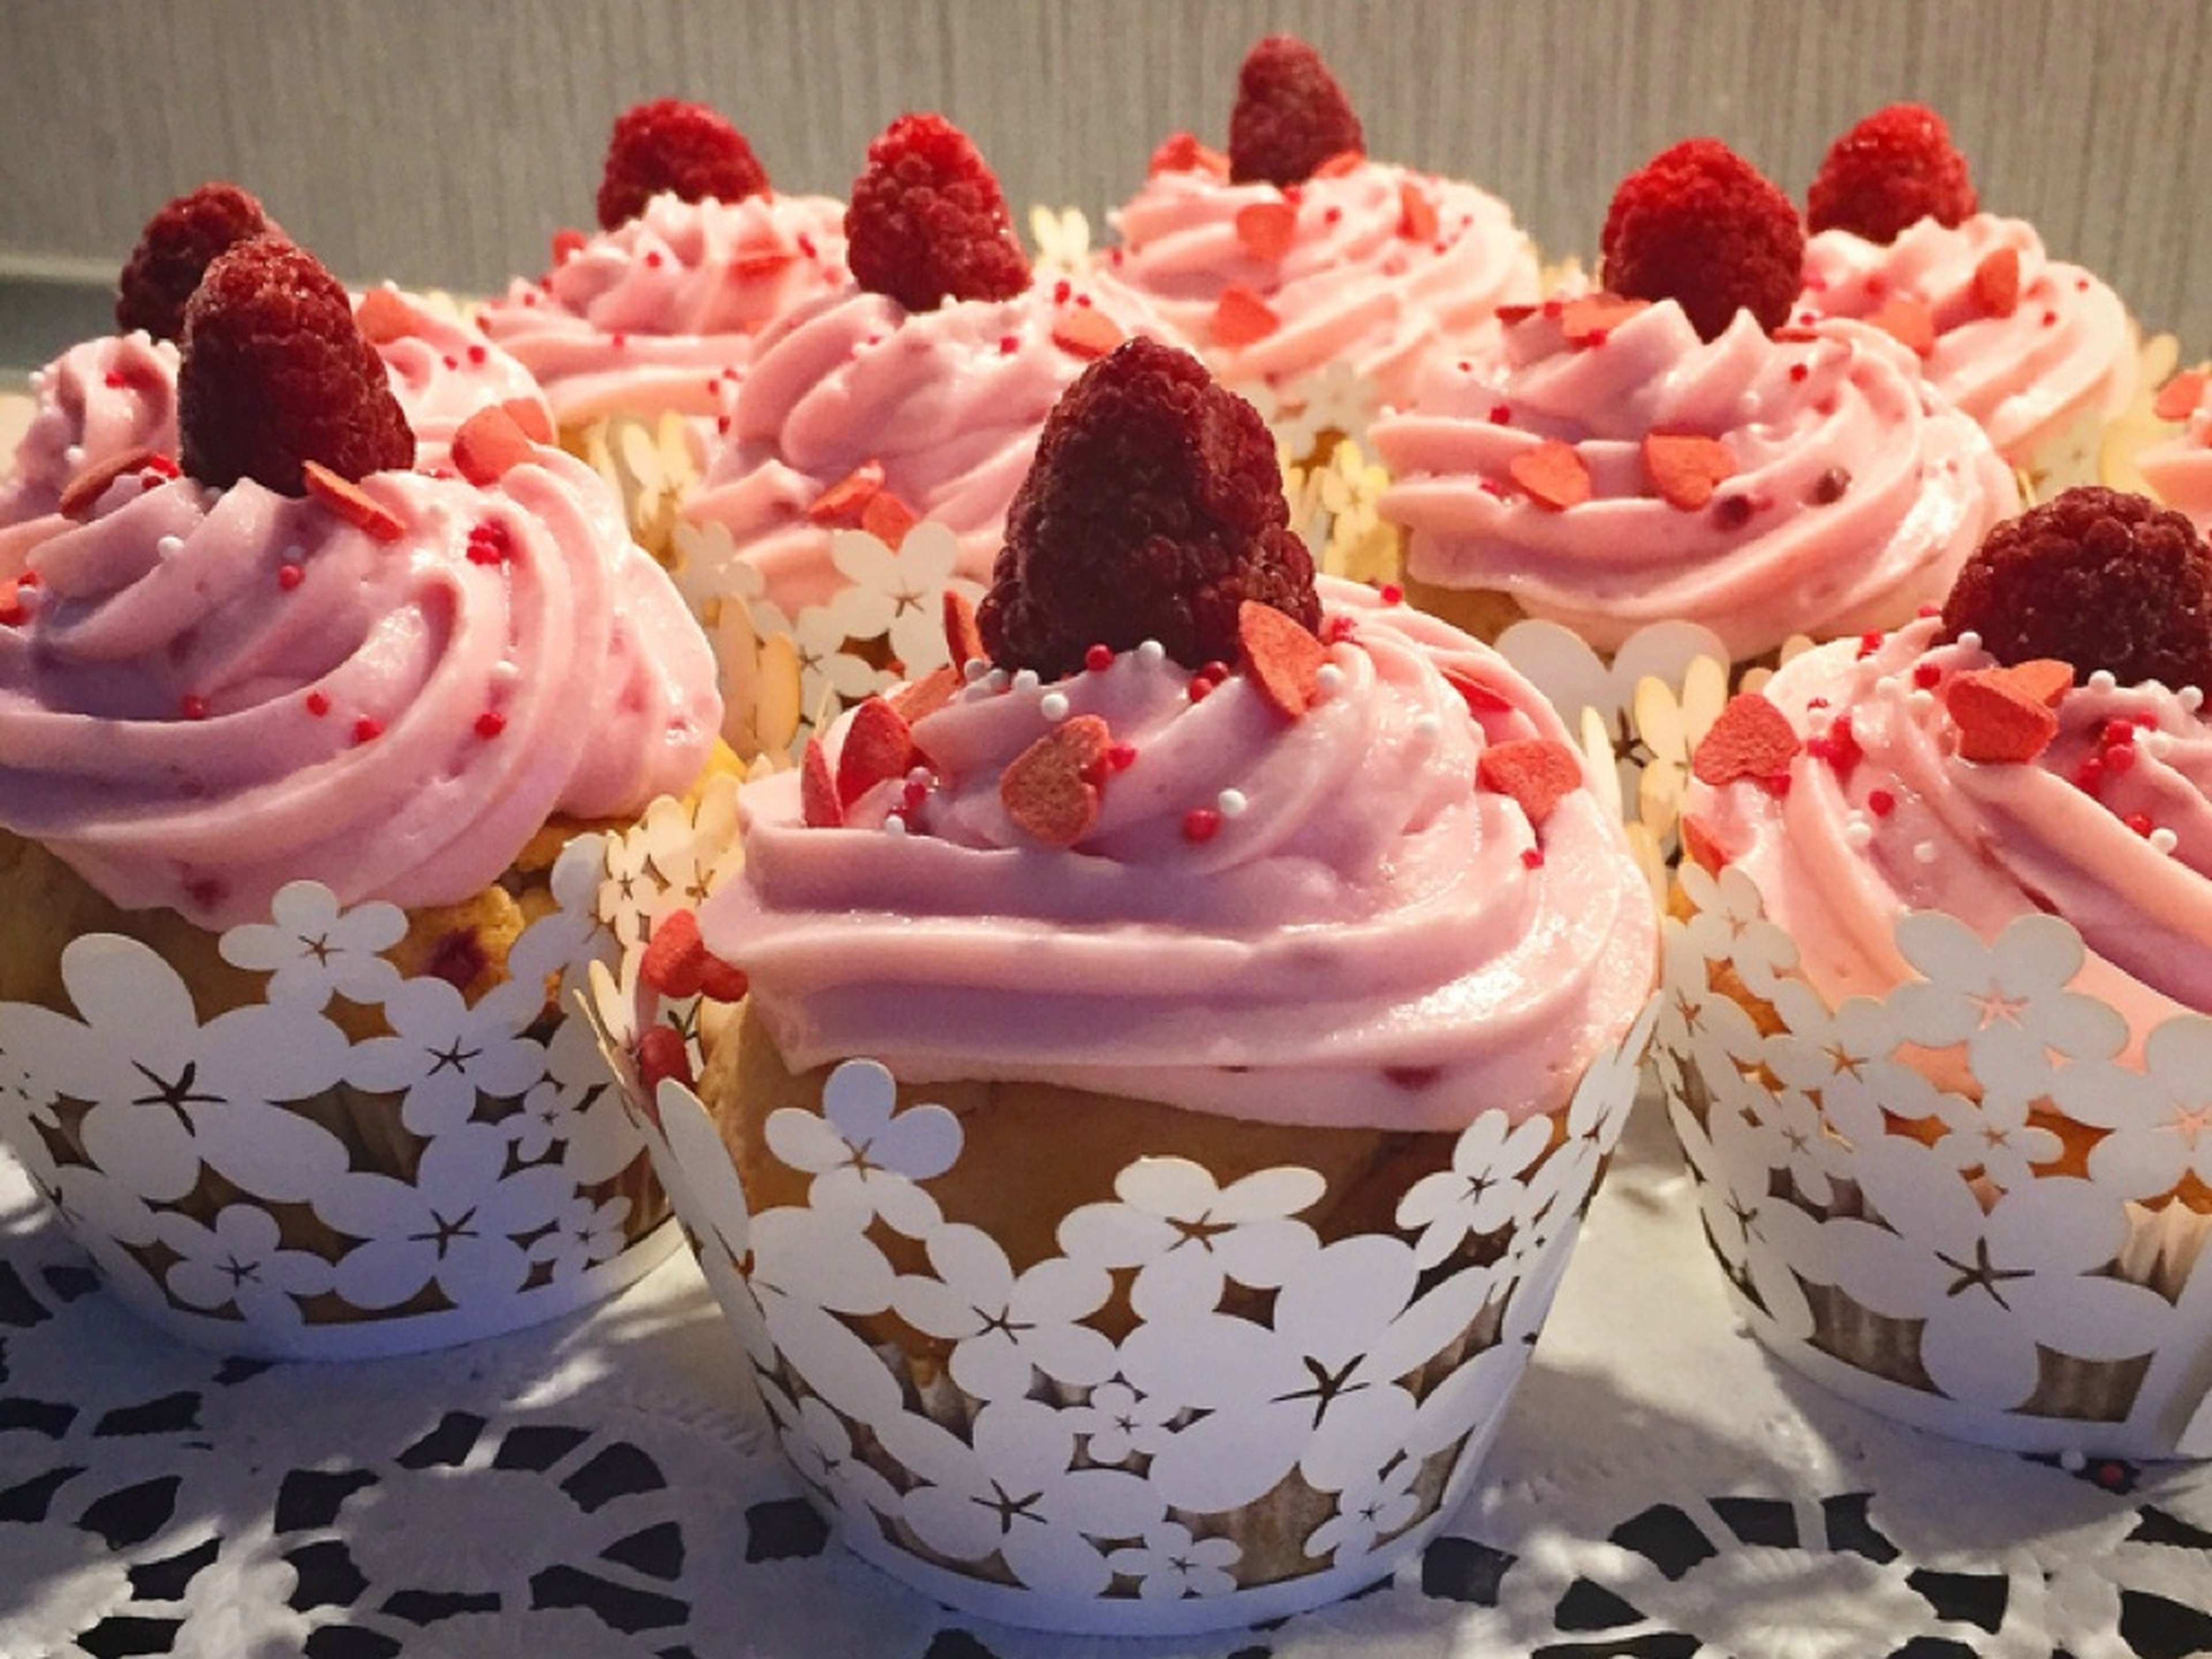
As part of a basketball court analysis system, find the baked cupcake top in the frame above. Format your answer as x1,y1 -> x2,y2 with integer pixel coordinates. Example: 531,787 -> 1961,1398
1684,487 -> 2212,1045
681,112 -> 1172,609
1102,35 -> 1539,416
1373,140 -> 2018,660
476,99 -> 849,430
1796,105 -> 2137,478
0,238 -> 719,928
700,339 -> 1654,1130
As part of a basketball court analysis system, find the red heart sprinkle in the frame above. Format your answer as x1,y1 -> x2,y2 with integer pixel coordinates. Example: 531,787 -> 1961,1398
944,589 -> 986,665
353,287 -> 418,345
1509,441 -> 1591,512
1149,131 -> 1228,177
860,488 -> 918,548
1211,285 -> 1281,348
1946,667 -> 2060,763
1313,149 -> 1365,179
1238,600 -> 1328,719
1971,247 -> 2021,319
1476,737 -> 1584,826
58,446 -> 163,520
1051,305 -> 1124,359
1643,432 -> 1737,512
1681,813 -> 1728,874
1396,182 -> 1438,244
1441,665 -> 1514,718
837,695 -> 919,806
1869,296 -> 1937,358
1559,293 -> 1648,344
302,462 -> 405,542
2155,369 -> 2208,423
636,1025 -> 693,1097
888,664 -> 961,725
502,397 -> 555,444
1000,714 -> 1112,847
1693,691 -> 1802,787
1234,200 -> 1298,263
806,460 -> 887,527
800,737 -> 843,828
451,404 -> 536,485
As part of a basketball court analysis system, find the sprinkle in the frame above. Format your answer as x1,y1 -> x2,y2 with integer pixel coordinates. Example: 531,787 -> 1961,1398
2103,719 -> 2138,748
1085,643 -> 1115,672
1711,494 -> 1753,530
1234,199 -> 1298,262
1211,285 -> 1281,347
962,657 -> 990,683
1012,669 -> 1041,693
1182,807 -> 1222,842
1039,691 -> 1071,721
1520,847 -> 1544,869
475,710 -> 506,738
1643,432 -> 1736,511
1380,582 -> 1404,605
1107,743 -> 1137,771
1913,840 -> 1939,863
1912,662 -> 1942,689
1955,630 -> 1983,652
1906,688 -> 1936,712
2183,686 -> 2206,713
180,694 -> 210,721
1844,816 -> 1874,849
278,562 -> 304,590
2088,671 -> 2119,693
2152,827 -> 2180,854
1315,663 -> 1345,695
1136,639 -> 1166,665
353,717 -> 383,744
157,535 -> 184,559
1508,441 -> 1590,512
1001,715 -> 1113,846
2128,812 -> 2156,836
1808,466 -> 1850,505
883,815 -> 908,835
1788,362 -> 1810,383
1411,712 -> 1441,743
1217,788 -> 1249,818
1187,674 -> 1215,703
2059,1449 -> 2086,1473
305,690 -> 330,717
1868,789 -> 1896,817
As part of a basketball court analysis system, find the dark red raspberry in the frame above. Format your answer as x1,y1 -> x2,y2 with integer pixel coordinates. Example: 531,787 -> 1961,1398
1600,138 -> 1804,343
178,236 -> 415,495
844,113 -> 1029,313
597,98 -> 769,230
980,338 -> 1319,678
1807,104 -> 1978,244
1227,35 -> 1365,187
115,183 -> 279,342
1941,487 -> 2212,690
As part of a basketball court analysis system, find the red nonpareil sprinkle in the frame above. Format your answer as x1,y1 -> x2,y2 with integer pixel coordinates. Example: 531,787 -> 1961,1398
1810,712 -> 1862,778
278,562 -> 304,591
353,717 -> 383,744
1972,247 -> 2021,317
302,462 -> 406,542
1809,466 -> 1851,505
806,459 -> 887,527
1380,583 -> 1404,605
2077,755 -> 2106,794
2042,310 -> 2058,327
1211,284 -> 1281,347
1693,690 -> 1802,787
1238,598 -> 1330,719
467,518 -> 516,566
2128,811 -> 2156,836
1642,431 -> 1736,511
104,370 -> 127,389
451,403 -> 537,484
2104,740 -> 2137,776
1053,279 -> 1073,305
2103,718 -> 2137,747
1187,673 -> 1215,703
2155,370 -> 2208,423
58,446 -> 165,520
1477,737 -> 1584,826
1945,666 -> 2059,763
180,694 -> 210,721
475,709 -> 506,738
836,695 -> 920,806
1912,661 -> 1943,689
636,1025 -> 694,1096
1397,181 -> 1437,243
1182,806 -> 1222,843
1085,643 -> 1115,672
801,737 -> 843,828
1234,199 -> 1299,263
1858,632 -> 1885,659
1001,714 -> 1113,846
1508,441 -> 1590,512
1488,403 -> 1512,423
305,690 -> 330,717
1789,362 -> 1810,383
1867,787 -> 1897,817
1050,305 -> 1123,360
1520,847 -> 1544,869
1869,296 -> 1937,357
999,334 -> 1020,355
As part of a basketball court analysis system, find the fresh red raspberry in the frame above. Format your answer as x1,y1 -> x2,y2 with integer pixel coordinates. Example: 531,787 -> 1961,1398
1227,35 -> 1365,187
980,338 -> 1319,678
844,113 -> 1030,313
1807,103 -> 1977,244
597,98 -> 769,230
115,183 -> 279,342
1600,138 -> 1804,342
178,237 -> 415,495
1941,487 -> 2212,690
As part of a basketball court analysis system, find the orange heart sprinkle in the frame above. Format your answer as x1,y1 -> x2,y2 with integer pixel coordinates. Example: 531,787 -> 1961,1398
1642,432 -> 1737,512
1234,200 -> 1298,263
1001,715 -> 1113,847
1238,600 -> 1328,719
1508,441 -> 1591,512
302,462 -> 404,543
1211,285 -> 1281,349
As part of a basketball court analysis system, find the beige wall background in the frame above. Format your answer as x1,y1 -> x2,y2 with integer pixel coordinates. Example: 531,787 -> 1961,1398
2,1 -> 2208,349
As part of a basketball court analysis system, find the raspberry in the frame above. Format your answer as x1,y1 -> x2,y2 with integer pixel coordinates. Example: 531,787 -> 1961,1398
979,337 -> 1319,678
1940,487 -> 2212,690
844,113 -> 1029,313
178,237 -> 414,495
1227,35 -> 1365,187
115,183 -> 279,342
1600,138 -> 1804,343
597,98 -> 769,230
1807,103 -> 1977,244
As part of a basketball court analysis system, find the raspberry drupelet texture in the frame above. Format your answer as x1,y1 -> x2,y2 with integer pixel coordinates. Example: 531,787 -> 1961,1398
1807,103 -> 1978,244
178,236 -> 415,495
979,337 -> 1320,679
1600,138 -> 1804,343
115,182 -> 280,342
1226,35 -> 1365,187
596,97 -> 770,230
844,112 -> 1030,313
1940,487 -> 2212,691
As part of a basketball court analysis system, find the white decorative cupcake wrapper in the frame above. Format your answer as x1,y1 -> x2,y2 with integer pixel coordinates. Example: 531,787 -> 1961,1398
1658,861 -> 2212,1458
578,776 -> 1661,1634
0,833 -> 679,1359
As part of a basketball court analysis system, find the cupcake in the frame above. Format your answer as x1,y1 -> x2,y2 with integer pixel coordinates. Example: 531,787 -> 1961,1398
0,237 -> 725,1357
475,99 -> 848,488
673,113 -> 1172,759
1372,139 -> 2019,666
1101,35 -> 1540,459
1794,104 -> 2139,496
2131,365 -> 2212,533
1664,487 -> 2212,1455
602,339 -> 1657,1630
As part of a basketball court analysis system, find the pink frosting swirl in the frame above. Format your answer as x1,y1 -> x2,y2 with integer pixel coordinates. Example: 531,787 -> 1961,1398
702,581 -> 1654,1131
0,333 -> 180,522
0,446 -> 721,927
680,278 -> 1174,612
1104,160 -> 1540,414
1372,301 -> 2020,660
1799,214 -> 2137,478
356,285 -> 554,467
1687,618 -> 2212,1047
476,191 -> 849,430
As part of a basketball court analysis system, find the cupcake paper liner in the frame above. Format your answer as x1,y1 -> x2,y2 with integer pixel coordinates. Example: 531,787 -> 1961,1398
581,774 -> 1660,1634
1657,859 -> 2212,1458
0,831 -> 677,1359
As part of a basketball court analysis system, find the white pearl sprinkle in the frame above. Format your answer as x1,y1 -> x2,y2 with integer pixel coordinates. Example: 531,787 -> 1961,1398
2145,730 -> 2175,759
1955,629 -> 1982,652
1136,639 -> 1165,665
2058,1447 -> 2086,1472
983,668 -> 1009,693
156,535 -> 184,559
2152,826 -> 2180,854
63,444 -> 84,468
906,765 -> 931,784
1907,688 -> 1935,713
1843,815 -> 1874,849
1217,788 -> 1249,818
2089,670 -> 2119,693
1012,669 -> 1041,693
1315,663 -> 1344,695
1411,711 -> 1441,744
490,661 -> 520,687
882,815 -> 908,835
1039,691 -> 1070,721
2183,685 -> 2206,713
961,656 -> 989,683
1912,840 -> 1939,864
283,544 -> 306,565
